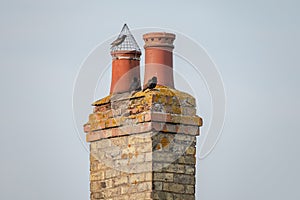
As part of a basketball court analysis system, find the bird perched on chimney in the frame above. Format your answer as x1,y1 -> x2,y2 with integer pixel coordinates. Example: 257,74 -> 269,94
111,35 -> 127,47
143,76 -> 157,92
129,77 -> 141,92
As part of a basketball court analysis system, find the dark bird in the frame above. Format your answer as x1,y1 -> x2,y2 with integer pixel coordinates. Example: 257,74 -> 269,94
129,77 -> 141,92
143,76 -> 157,92
111,35 -> 127,47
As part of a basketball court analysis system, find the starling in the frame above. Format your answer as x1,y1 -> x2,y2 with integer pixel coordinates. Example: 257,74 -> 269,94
143,76 -> 157,92
111,35 -> 127,47
129,77 -> 141,92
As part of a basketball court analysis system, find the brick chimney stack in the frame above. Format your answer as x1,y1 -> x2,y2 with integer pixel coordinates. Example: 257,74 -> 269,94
143,32 -> 176,88
84,28 -> 202,200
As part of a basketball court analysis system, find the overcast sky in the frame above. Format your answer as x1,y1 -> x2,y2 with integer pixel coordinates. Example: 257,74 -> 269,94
1,0 -> 299,199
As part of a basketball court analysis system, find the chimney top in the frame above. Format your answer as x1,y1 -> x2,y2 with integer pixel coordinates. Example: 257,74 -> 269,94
143,32 -> 176,49
110,24 -> 141,53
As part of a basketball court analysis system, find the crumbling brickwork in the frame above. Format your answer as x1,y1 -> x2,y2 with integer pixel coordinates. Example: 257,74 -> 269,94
84,86 -> 202,199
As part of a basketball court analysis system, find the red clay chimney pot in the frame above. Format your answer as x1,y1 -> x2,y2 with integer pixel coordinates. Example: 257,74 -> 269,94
143,32 -> 176,89
110,50 -> 141,94
109,24 -> 142,94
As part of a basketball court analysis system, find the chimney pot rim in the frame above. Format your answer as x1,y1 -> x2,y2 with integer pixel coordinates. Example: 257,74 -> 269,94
143,32 -> 176,39
111,50 -> 141,60
110,50 -> 142,55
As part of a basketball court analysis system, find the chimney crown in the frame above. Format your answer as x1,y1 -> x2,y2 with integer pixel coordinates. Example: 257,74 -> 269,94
143,32 -> 176,49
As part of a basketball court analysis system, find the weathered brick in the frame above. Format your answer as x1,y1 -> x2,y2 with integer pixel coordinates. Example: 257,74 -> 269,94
84,123 -> 91,133
181,194 -> 195,200
153,181 -> 163,190
169,143 -> 185,155
105,169 -> 120,179
185,146 -> 196,155
153,152 -> 177,162
103,187 -> 120,198
174,193 -> 195,200
129,162 -> 152,173
91,192 -> 104,199
90,171 -> 105,181
144,192 -> 152,199
178,155 -> 196,165
145,152 -> 152,162
153,191 -> 173,200
128,134 -> 149,144
111,137 -> 127,147
137,181 -> 151,192
174,174 -> 195,185
129,192 -> 149,199
105,148 -> 121,159
136,143 -> 152,153
114,194 -> 129,200
185,185 -> 195,194
153,162 -> 163,172
185,165 -> 195,175
153,172 -> 174,182
114,159 -> 129,168
90,181 -> 100,192
163,182 -> 185,193
162,163 -> 185,173
145,172 -> 152,181
105,179 -> 113,188
96,139 -> 112,149
120,185 -> 130,195
182,107 -> 196,115
129,173 -> 145,184
114,175 -> 128,186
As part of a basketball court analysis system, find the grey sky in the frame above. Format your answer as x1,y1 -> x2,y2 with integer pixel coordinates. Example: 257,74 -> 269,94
0,0 -> 299,199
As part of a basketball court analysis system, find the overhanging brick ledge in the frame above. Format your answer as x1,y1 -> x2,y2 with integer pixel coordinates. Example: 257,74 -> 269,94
86,122 -> 200,142
85,111 -> 202,133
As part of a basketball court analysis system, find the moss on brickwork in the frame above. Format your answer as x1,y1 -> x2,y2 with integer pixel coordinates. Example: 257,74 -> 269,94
92,86 -> 195,107
86,86 -> 202,137
85,86 -> 201,200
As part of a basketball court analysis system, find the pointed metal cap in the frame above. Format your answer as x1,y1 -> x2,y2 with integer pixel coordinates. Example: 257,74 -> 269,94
110,24 -> 141,52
